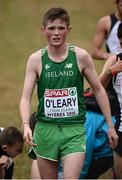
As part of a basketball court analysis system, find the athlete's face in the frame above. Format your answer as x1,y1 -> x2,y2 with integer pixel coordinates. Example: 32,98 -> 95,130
41,19 -> 71,47
3,142 -> 23,158
117,0 -> 122,16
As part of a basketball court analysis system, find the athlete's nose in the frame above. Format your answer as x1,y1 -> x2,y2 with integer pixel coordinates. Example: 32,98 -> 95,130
54,28 -> 59,35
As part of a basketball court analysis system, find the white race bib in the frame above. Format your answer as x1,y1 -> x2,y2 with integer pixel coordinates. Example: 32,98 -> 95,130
44,87 -> 79,118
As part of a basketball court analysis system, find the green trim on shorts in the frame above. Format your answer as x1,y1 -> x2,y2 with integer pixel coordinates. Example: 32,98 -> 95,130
28,121 -> 86,161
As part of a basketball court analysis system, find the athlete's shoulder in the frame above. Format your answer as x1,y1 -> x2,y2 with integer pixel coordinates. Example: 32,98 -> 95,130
74,46 -> 93,71
26,49 -> 42,71
29,49 -> 42,61
97,15 -> 111,31
98,15 -> 110,24
75,46 -> 91,61
75,46 -> 88,56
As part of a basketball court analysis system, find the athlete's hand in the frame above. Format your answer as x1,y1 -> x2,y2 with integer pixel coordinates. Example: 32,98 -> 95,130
0,155 -> 9,168
110,59 -> 122,74
23,124 -> 37,147
108,127 -> 118,149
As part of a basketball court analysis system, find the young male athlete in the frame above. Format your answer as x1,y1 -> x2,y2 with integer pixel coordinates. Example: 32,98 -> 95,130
0,127 -> 23,179
91,0 -> 122,60
90,2 -> 122,176
98,22 -> 122,178
20,7 -> 118,179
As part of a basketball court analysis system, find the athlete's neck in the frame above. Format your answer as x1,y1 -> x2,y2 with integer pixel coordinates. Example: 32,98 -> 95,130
47,43 -> 68,62
115,12 -> 122,21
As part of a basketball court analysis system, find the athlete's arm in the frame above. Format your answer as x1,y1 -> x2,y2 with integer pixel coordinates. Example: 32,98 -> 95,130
90,16 -> 113,60
20,51 -> 41,146
76,47 -> 118,149
99,56 -> 122,88
0,155 -> 8,178
0,165 -> 5,179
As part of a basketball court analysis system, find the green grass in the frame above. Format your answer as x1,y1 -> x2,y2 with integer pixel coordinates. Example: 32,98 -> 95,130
0,0 -> 115,178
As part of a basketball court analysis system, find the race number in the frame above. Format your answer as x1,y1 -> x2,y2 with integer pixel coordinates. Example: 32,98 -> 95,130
44,87 -> 79,118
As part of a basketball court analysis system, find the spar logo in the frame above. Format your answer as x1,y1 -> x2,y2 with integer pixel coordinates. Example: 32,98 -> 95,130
45,89 -> 68,97
45,88 -> 76,98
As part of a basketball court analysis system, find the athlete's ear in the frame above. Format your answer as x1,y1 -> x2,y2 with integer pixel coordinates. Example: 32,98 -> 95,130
41,26 -> 45,33
2,145 -> 8,152
68,26 -> 72,32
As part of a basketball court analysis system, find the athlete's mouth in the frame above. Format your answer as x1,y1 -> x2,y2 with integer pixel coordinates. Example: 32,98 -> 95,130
53,37 -> 60,41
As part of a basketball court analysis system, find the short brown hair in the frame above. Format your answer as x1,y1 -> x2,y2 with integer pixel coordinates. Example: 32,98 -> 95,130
42,7 -> 70,27
0,127 -> 23,146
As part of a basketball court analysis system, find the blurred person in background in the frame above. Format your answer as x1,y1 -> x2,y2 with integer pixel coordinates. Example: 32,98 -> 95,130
0,127 -> 23,179
98,23 -> 122,178
91,0 -> 122,60
91,0 -> 122,176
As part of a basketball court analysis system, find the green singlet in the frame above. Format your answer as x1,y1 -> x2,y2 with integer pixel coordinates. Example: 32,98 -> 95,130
36,44 -> 86,124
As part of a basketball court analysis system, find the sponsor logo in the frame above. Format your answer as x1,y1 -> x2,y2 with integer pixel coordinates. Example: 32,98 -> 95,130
65,63 -> 73,69
45,89 -> 68,97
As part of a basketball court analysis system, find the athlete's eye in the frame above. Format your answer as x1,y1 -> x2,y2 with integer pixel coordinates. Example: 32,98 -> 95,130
58,26 -> 66,30
47,27 -> 55,30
